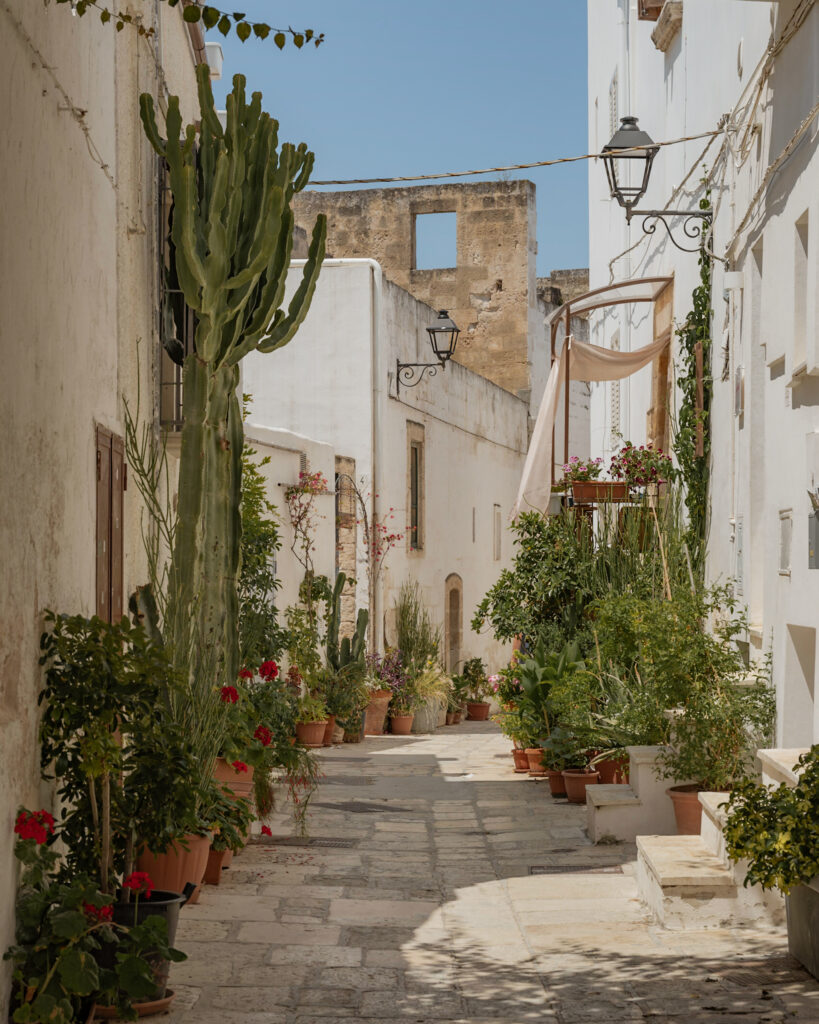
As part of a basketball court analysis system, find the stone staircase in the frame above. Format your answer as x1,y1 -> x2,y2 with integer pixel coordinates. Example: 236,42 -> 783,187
631,749 -> 810,930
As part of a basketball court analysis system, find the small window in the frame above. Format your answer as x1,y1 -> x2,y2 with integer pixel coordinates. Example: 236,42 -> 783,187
96,427 -> 125,623
493,504 -> 502,561
407,422 -> 425,552
413,212 -> 457,270
779,510 -> 793,576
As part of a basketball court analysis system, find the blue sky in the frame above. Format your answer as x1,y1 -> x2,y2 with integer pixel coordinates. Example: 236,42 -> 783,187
210,1 -> 589,275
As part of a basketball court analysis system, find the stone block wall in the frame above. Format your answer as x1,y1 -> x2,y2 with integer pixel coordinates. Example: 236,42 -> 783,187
293,180 -> 538,397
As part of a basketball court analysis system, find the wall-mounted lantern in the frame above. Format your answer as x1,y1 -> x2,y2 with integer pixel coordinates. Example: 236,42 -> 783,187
396,310 -> 460,394
603,115 -> 712,253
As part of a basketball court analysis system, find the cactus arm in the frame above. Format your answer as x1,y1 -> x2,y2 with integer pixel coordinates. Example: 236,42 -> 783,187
139,94 -> 166,157
196,62 -> 224,140
292,148 -> 315,194
256,216 -> 326,353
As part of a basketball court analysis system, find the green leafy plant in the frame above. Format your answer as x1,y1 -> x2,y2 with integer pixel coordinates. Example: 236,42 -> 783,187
38,613 -> 198,891
609,441 -> 676,488
3,816 -> 185,1024
724,747 -> 819,893
296,693 -> 329,724
461,657 -> 490,702
391,581 -> 441,682
517,642 -> 585,765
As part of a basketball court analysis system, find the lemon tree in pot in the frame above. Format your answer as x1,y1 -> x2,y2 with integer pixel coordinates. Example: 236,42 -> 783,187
724,746 -> 819,980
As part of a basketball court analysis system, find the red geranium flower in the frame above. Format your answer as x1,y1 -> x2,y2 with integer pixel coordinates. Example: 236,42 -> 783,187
259,660 -> 279,681
14,809 -> 55,846
221,686 -> 239,704
238,668 -> 254,680
122,871 -> 154,899
231,761 -> 248,774
260,825 -> 272,837
254,725 -> 272,747
83,902 -> 113,923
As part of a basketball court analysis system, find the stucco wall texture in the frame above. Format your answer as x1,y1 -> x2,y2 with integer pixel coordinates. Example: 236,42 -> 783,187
293,180 -> 539,398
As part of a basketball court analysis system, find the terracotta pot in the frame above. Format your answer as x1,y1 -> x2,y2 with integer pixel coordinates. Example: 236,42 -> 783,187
295,720 -> 328,747
332,722 -> 345,743
512,748 -> 530,773
390,713 -> 414,735
364,692 -> 392,735
213,756 -> 255,800
562,768 -> 600,804
445,711 -> 455,725
667,784 -> 705,835
466,701 -> 490,721
95,990 -> 176,1019
571,480 -> 630,504
546,768 -> 567,796
222,848 -> 234,868
453,711 -> 463,724
322,715 -> 337,746
136,834 -> 210,902
204,847 -> 230,886
595,755 -> 629,785
525,748 -> 546,775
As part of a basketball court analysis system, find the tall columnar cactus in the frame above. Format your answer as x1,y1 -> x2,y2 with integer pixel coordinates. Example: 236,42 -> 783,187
325,572 -> 369,675
139,65 -> 326,690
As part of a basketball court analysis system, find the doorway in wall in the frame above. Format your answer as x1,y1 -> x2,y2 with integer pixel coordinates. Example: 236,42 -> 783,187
444,574 -> 463,674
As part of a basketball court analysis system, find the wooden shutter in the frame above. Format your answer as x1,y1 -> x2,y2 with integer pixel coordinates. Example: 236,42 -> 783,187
95,427 -> 125,622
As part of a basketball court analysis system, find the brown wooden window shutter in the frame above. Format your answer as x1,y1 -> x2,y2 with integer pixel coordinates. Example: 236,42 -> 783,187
96,427 -> 125,622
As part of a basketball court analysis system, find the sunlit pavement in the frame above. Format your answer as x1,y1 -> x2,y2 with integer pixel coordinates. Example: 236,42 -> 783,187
167,721 -> 819,1023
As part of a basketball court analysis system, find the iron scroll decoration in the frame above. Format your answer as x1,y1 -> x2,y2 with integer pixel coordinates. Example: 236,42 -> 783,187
636,209 -> 713,254
396,360 -> 440,393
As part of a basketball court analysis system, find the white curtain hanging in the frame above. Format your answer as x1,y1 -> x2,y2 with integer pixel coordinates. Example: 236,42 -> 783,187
513,333 -> 671,517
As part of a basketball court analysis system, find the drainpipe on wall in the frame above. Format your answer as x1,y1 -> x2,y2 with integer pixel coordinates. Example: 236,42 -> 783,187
288,257 -> 384,655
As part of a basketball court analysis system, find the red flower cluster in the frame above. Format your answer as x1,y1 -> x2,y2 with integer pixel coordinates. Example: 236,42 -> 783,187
122,871 -> 154,899
83,902 -> 114,923
238,668 -> 254,680
14,809 -> 55,845
221,685 -> 239,704
254,725 -> 272,747
260,825 -> 272,837
259,660 -> 279,681
231,760 -> 249,773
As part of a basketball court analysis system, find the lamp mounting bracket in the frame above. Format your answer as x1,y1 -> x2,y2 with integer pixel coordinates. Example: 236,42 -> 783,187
628,208 -> 713,253
396,359 -> 444,395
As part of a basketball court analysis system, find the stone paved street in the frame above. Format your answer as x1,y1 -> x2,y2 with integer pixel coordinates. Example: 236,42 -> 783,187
167,722 -> 819,1023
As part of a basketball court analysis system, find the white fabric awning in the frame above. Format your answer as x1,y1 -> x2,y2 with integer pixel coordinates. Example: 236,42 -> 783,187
513,332 -> 671,517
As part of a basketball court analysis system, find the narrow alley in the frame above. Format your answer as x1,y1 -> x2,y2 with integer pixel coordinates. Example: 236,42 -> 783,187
168,723 -> 818,1023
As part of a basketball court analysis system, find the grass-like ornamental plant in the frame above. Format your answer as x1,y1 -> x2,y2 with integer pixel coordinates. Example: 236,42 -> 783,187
724,746 -> 819,893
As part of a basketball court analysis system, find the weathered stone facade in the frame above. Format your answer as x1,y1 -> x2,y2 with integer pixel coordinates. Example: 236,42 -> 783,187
293,180 -> 539,397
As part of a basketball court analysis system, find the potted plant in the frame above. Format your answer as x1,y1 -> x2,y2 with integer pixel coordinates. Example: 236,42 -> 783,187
657,671 -> 775,834
4,810 -> 187,1023
461,658 -> 491,720
561,456 -> 628,504
609,441 -> 675,498
203,786 -> 255,886
318,573 -> 370,744
724,747 -> 819,980
38,613 -> 200,899
412,660 -> 453,733
294,693 -> 329,747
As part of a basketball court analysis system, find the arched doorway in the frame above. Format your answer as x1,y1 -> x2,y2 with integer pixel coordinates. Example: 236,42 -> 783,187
444,574 -> 463,674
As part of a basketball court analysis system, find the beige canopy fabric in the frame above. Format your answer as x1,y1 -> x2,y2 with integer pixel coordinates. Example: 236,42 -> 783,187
513,333 -> 671,517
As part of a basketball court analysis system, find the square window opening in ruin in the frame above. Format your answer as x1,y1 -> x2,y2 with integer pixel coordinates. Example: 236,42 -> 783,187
413,212 -> 457,270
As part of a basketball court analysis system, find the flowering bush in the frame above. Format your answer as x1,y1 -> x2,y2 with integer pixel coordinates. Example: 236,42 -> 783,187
609,442 -> 674,488
367,651 -> 418,714
14,809 -> 55,845
561,456 -> 603,484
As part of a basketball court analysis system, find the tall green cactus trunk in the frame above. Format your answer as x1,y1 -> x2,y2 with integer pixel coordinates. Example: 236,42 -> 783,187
140,66 -> 326,692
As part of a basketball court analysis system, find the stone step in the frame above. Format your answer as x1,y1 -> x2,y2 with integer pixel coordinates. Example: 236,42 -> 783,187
698,790 -> 730,861
636,834 -> 784,929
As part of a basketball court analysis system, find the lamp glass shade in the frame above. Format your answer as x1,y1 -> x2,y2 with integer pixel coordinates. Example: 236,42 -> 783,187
426,310 -> 460,362
602,116 -> 658,213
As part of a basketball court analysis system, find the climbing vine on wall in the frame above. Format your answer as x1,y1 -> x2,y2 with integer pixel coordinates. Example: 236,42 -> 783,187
673,198 -> 713,571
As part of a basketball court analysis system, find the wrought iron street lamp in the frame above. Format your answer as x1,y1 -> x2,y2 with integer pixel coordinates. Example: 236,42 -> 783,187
602,115 -> 711,253
396,310 -> 460,394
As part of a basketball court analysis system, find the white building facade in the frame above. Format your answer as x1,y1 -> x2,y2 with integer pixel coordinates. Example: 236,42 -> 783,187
244,260 -> 530,673
587,0 -> 819,744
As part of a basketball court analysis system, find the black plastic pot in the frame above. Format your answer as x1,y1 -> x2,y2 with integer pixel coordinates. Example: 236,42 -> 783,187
786,880 -> 819,981
98,886 -> 193,1001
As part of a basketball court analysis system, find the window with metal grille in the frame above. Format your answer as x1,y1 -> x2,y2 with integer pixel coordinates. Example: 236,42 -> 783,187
158,160 -> 197,431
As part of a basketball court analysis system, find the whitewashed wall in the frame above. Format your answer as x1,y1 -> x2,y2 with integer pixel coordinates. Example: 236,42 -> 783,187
244,261 -> 529,673
0,2 -> 200,1009
587,0 -> 819,744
